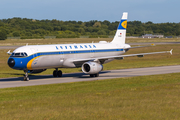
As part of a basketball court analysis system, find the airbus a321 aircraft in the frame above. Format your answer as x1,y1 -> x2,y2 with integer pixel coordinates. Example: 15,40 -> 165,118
7,12 -> 172,81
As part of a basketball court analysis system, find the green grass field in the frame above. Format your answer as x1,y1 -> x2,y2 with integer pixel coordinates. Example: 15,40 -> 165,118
0,38 -> 180,46
0,73 -> 180,120
0,38 -> 180,119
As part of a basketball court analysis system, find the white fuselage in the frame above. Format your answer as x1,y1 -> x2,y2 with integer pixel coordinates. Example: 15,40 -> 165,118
10,42 -> 130,70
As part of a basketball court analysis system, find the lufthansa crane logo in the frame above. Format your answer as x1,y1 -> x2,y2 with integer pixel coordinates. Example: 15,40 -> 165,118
121,20 -> 127,29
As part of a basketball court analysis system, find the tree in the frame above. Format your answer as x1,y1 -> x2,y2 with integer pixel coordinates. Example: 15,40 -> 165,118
102,20 -> 110,26
0,30 -> 7,40
0,21 -> 4,26
78,28 -> 85,35
93,22 -> 101,27
0,17 -> 179,39
13,31 -> 20,37
109,30 -> 116,35
25,32 -> 32,36
97,30 -> 106,35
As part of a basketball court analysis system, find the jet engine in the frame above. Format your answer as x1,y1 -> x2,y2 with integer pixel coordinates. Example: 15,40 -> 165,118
82,62 -> 103,74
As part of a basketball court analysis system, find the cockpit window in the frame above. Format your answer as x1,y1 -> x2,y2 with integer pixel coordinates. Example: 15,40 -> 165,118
24,53 -> 28,56
21,53 -> 24,56
15,53 -> 21,56
11,52 -> 28,57
11,53 -> 15,56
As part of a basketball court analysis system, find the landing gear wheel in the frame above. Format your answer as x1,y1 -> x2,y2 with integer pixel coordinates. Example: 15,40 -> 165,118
57,70 -> 62,77
94,73 -> 99,77
53,70 -> 57,77
90,74 -> 94,77
53,69 -> 62,77
90,73 -> 99,77
24,71 -> 29,81
24,76 -> 29,81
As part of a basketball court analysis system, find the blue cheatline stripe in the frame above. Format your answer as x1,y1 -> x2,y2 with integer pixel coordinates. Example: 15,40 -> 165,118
37,49 -> 124,55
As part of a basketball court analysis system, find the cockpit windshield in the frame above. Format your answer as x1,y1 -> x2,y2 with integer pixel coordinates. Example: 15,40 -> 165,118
11,52 -> 28,57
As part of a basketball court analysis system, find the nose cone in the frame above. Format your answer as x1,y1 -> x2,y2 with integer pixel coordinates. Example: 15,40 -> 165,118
8,58 -> 15,68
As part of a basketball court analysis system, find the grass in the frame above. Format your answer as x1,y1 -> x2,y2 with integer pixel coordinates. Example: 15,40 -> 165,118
0,38 -> 180,46
0,38 -> 180,119
0,73 -> 180,120
0,38 -> 110,46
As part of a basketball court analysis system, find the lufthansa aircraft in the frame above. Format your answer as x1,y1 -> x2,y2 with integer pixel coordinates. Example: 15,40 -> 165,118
7,12 -> 172,81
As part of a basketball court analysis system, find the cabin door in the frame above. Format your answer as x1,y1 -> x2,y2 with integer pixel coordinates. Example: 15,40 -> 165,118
59,50 -> 64,66
90,45 -> 94,58
30,48 -> 38,65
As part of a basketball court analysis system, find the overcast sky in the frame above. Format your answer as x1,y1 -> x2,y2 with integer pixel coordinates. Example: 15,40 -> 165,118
0,0 -> 179,23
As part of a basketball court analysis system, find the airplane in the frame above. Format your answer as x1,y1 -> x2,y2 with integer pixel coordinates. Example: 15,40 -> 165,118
7,12 -> 172,81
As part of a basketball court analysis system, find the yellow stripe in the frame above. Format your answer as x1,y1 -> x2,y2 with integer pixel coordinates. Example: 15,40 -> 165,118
26,57 -> 38,70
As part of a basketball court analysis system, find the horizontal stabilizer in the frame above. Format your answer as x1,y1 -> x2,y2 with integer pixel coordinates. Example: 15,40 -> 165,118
124,44 -> 155,50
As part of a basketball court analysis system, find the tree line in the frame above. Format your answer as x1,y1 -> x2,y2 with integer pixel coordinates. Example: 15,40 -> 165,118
0,17 -> 180,40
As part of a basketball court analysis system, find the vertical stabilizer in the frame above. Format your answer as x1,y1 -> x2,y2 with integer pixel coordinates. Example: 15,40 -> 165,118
111,12 -> 128,44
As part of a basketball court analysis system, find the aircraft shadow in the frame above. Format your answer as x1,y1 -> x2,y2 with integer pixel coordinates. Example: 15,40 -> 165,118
0,71 -> 111,82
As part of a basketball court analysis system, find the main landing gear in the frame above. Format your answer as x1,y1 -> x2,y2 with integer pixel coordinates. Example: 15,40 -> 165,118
90,73 -> 99,77
24,70 -> 29,81
53,68 -> 62,77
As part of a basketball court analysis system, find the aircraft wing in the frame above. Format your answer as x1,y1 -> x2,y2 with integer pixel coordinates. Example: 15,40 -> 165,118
73,49 -> 173,66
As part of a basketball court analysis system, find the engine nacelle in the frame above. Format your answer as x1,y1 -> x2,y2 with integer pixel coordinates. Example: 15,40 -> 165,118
27,69 -> 46,74
82,62 -> 103,74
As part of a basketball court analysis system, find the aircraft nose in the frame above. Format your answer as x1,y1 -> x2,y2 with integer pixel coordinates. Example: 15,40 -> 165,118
8,58 -> 15,68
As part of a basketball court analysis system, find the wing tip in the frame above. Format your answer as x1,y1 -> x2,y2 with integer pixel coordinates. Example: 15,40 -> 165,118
170,49 -> 173,55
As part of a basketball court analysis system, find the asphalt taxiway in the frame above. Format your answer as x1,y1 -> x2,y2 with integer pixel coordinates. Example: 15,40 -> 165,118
0,65 -> 180,89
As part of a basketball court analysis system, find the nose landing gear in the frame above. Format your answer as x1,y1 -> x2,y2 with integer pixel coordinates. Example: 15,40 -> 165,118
53,68 -> 62,77
24,70 -> 29,81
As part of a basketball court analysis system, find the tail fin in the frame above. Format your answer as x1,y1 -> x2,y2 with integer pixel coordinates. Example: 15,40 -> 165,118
111,12 -> 128,44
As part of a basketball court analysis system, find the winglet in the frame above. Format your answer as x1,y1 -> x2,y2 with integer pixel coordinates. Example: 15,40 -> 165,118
170,49 -> 173,55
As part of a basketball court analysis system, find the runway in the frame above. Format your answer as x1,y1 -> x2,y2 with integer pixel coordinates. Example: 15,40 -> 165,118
0,65 -> 180,89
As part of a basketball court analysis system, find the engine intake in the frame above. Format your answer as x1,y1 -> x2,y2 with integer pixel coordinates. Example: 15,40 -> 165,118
82,62 -> 103,74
